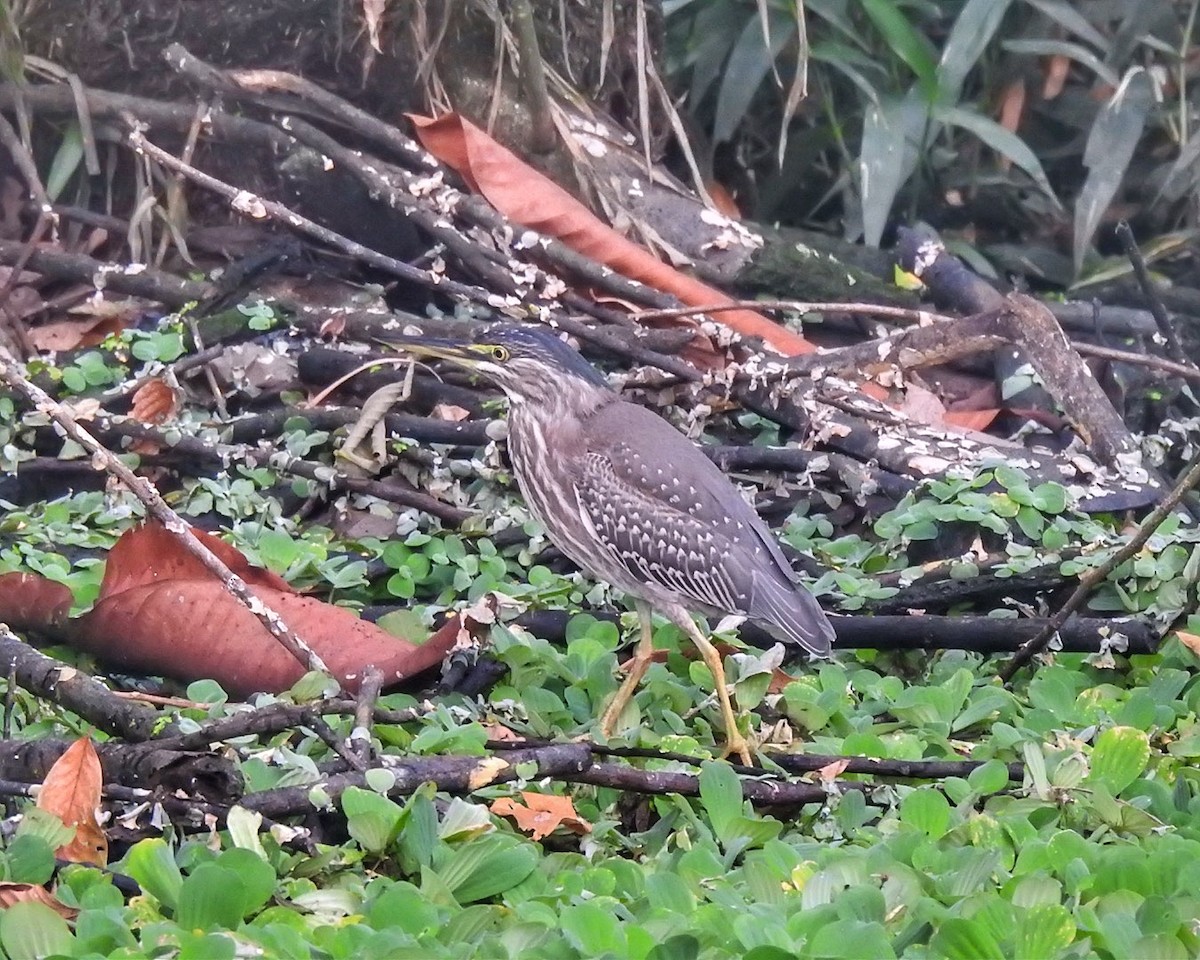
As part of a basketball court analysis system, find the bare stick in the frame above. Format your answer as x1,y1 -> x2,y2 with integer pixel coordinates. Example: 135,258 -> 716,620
1115,220 -> 1186,363
124,122 -> 499,311
0,357 -> 338,687
351,665 -> 385,767
634,299 -> 959,327
1073,340 -> 1200,385
999,450 -> 1200,684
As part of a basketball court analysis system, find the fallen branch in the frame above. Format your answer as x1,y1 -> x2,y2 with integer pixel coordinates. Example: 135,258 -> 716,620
239,744 -> 593,819
513,609 -> 1157,656
0,625 -> 163,741
780,296 -> 1140,468
0,737 -> 241,799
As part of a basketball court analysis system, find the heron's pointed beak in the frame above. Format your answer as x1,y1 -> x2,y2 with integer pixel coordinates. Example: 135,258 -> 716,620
379,335 -> 485,368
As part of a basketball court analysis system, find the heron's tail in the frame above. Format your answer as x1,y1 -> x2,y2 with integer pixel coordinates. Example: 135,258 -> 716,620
750,571 -> 835,656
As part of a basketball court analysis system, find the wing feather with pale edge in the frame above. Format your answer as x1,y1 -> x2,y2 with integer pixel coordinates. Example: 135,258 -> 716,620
571,402 -> 834,655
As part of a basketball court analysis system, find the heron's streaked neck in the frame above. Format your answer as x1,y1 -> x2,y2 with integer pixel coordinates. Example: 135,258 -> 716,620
502,375 -> 612,417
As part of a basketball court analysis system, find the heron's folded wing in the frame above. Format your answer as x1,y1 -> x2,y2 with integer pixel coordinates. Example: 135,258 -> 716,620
574,450 -> 750,615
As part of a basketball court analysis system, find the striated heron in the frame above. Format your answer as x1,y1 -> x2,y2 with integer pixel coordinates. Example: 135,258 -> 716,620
393,326 -> 834,763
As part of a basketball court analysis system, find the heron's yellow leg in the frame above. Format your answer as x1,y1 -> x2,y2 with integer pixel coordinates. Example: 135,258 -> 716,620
599,602 -> 655,738
683,620 -> 754,766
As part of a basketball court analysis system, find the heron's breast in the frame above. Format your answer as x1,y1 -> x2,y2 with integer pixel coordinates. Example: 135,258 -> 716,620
506,408 -> 582,528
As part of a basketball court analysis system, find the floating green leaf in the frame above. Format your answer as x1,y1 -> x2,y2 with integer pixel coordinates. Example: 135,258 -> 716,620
342,785 -> 405,853
122,838 -> 183,912
1014,903 -> 1076,957
699,760 -> 744,844
900,788 -> 951,838
0,901 -> 76,959
177,863 -> 247,931
1088,726 -> 1151,796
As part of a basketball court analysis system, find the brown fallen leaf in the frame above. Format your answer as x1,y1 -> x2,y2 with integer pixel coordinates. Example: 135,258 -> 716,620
1175,631 -> 1200,659
431,403 -> 471,422
37,737 -> 107,867
0,572 -> 74,632
27,312 -> 127,353
0,882 -> 78,919
490,791 -> 592,842
766,666 -> 796,696
942,409 -> 1001,431
408,112 -> 818,359
130,378 -> 178,425
30,520 -> 459,696
815,758 -> 850,783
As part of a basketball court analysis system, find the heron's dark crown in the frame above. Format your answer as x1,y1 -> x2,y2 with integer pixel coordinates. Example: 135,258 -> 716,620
471,326 -> 611,405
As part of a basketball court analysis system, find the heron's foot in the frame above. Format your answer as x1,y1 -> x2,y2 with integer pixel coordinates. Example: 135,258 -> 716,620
597,649 -> 655,740
717,728 -> 756,766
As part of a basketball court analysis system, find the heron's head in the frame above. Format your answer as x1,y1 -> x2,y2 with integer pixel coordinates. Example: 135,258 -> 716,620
391,325 -> 610,406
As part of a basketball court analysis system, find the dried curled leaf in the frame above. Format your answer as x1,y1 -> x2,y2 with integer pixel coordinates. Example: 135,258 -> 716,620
36,738 -> 107,867
490,791 -> 592,841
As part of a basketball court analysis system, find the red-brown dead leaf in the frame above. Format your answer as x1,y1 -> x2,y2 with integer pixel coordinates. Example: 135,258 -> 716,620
0,883 -> 78,919
1176,631 -> 1200,658
0,572 -> 74,632
705,179 -> 743,219
408,112 -> 817,359
27,313 -> 126,352
490,791 -> 592,841
997,78 -> 1026,135
69,521 -> 459,696
431,403 -> 471,422
767,666 -> 796,696
130,378 -> 178,424
942,409 -> 1001,431
37,737 -> 107,867
816,758 -> 850,783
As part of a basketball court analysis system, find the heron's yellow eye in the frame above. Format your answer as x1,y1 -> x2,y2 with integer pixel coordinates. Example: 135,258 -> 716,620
490,345 -> 509,361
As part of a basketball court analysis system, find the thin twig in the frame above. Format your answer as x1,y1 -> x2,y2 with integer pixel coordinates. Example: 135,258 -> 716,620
147,698 -> 434,752
1073,340 -> 1200,384
0,358 -> 338,687
351,665 -> 385,767
307,715 -> 367,772
1115,220 -> 1186,363
124,122 -> 501,312
633,299 -> 959,328
999,450 -> 1200,684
